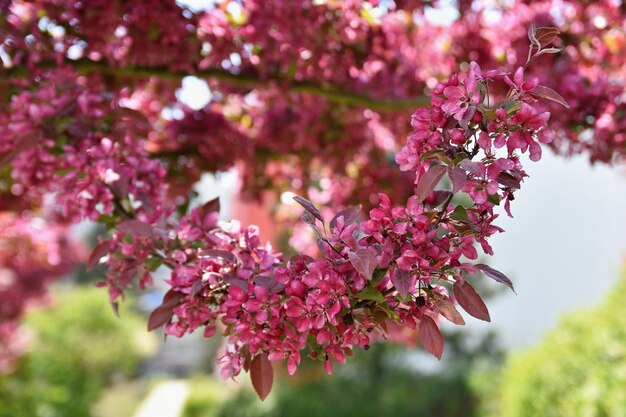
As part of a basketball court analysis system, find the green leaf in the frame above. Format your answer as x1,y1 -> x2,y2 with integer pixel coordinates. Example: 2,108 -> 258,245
356,286 -> 385,303
371,267 -> 387,285
450,205 -> 468,222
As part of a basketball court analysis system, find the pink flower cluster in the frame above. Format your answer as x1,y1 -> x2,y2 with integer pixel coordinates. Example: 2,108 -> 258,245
84,59 -> 563,386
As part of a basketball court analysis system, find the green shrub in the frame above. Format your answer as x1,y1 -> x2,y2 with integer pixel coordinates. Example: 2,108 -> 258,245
0,286 -> 155,417
182,344 -> 482,417
485,272 -> 626,417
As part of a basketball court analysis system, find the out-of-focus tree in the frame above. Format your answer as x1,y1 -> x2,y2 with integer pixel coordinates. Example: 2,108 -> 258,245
476,268 -> 626,417
0,286 -> 155,417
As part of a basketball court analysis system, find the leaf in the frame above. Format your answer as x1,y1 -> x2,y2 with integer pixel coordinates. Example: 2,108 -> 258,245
301,211 -> 316,226
435,297 -> 465,325
371,267 -> 387,285
496,172 -> 521,189
293,196 -> 324,224
530,85 -> 570,108
535,26 -> 560,47
527,23 -> 539,47
450,205 -> 468,222
250,353 -> 273,401
356,286 -> 386,303
429,190 -> 452,207
453,280 -> 491,322
419,316 -> 444,360
348,249 -> 378,280
447,167 -> 467,193
416,165 -> 447,203
147,305 -> 175,331
147,290 -> 185,331
475,263 -> 516,292
459,159 -> 483,176
330,205 -> 362,230
118,220 -> 154,238
87,241 -> 110,271
198,197 -> 220,217
391,268 -> 411,299
202,249 -> 236,263
537,47 -> 562,56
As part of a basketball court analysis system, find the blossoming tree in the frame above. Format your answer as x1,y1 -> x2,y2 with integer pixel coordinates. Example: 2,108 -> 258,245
1,0 -> 624,399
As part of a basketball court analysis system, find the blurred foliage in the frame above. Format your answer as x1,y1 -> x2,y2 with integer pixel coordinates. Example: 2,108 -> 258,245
478,269 -> 626,417
182,330 -> 503,417
0,285 -> 156,417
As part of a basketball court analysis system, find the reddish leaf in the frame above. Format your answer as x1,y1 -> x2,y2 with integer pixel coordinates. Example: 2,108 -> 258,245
348,249 -> 378,280
118,220 -> 154,238
87,241 -> 110,271
435,297 -> 465,325
330,205 -> 362,230
459,159 -> 483,176
202,249 -> 236,263
530,85 -> 570,108
475,264 -> 516,292
391,268 -> 411,299
453,280 -> 491,322
496,172 -> 521,189
293,196 -> 324,224
147,290 -> 185,331
419,316 -> 444,360
147,305 -> 175,331
416,165 -> 447,203
198,197 -> 220,217
250,353 -> 273,401
429,190 -> 452,207
535,27 -> 560,47
448,167 -> 467,193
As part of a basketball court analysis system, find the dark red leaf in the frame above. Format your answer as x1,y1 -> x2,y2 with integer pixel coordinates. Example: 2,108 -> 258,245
475,263 -> 516,292
416,165 -> 447,202
198,197 -> 220,217
348,249 -> 378,280
147,290 -> 186,331
419,315 -> 444,360
391,268 -> 411,299
250,353 -> 273,401
330,205 -> 362,230
535,27 -> 560,47
530,85 -> 570,108
147,305 -> 175,331
87,241 -> 110,271
448,167 -> 467,193
429,190 -> 452,207
435,297 -> 465,325
293,196 -> 324,224
453,280 -> 491,322
497,172 -> 521,189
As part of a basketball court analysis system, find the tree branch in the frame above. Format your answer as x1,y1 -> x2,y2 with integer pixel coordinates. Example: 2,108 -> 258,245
3,59 -> 430,111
